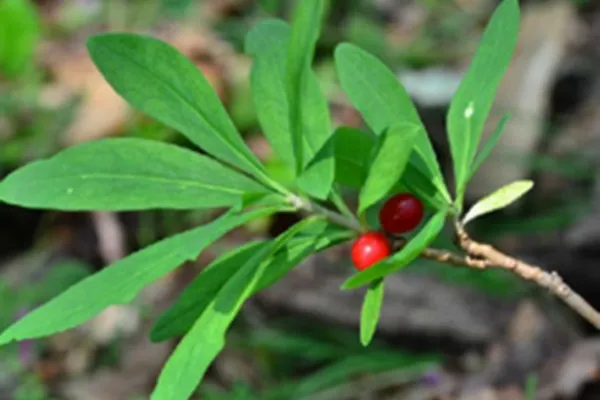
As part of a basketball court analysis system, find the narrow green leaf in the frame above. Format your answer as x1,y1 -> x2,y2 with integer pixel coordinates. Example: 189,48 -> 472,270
255,228 -> 353,289
300,68 -> 332,162
331,127 -> 373,188
329,129 -> 436,209
447,0 -> 519,203
359,124 -> 417,214
287,0 -> 325,108
151,217 -> 323,400
0,138 -> 268,211
87,33 -> 264,177
244,329 -> 349,363
150,242 -> 269,343
469,114 -> 510,179
287,0 -> 330,173
0,207 -> 281,346
246,14 -> 331,178
282,352 -> 439,399
297,135 -> 335,200
334,43 -> 450,203
525,374 -> 538,400
462,180 -> 534,225
0,0 -> 40,77
246,19 -> 296,171
332,127 -> 447,211
360,279 -> 384,346
150,224 -> 352,342
343,211 -> 446,289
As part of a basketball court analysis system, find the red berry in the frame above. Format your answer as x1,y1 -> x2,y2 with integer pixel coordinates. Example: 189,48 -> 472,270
379,193 -> 424,234
351,232 -> 391,271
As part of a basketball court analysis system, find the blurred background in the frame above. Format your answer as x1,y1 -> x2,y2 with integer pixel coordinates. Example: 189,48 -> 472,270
2,0 -> 600,399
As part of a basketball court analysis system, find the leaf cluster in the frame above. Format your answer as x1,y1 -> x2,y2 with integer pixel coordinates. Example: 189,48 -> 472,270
0,1 -> 528,397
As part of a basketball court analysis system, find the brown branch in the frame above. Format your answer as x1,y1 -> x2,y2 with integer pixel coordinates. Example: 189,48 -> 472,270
392,237 -> 490,269
420,247 -> 489,269
392,227 -> 600,329
453,223 -> 600,330
299,195 -> 600,329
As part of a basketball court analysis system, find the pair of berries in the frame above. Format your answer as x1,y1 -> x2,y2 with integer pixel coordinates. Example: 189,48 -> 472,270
351,193 -> 424,271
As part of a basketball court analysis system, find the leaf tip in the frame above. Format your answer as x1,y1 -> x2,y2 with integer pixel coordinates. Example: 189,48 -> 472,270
359,322 -> 376,347
521,179 -> 535,189
462,179 -> 535,225
341,273 -> 369,290
148,324 -> 165,343
85,33 -> 109,52
244,18 -> 290,55
360,335 -> 371,347
0,331 -> 14,347
334,42 -> 356,60
340,278 -> 356,291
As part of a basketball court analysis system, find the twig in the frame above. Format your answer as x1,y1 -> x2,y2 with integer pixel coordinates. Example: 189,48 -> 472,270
330,188 -> 361,227
392,236 -> 489,269
394,229 -> 600,329
290,195 -> 364,233
420,247 -> 489,270
454,223 -> 600,330
289,193 -> 600,329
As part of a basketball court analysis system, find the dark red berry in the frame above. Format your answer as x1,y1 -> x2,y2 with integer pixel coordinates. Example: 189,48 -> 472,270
351,232 -> 391,271
379,193 -> 424,234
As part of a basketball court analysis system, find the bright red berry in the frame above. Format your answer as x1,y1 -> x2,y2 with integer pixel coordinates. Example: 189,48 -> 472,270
379,193 -> 424,234
351,232 -> 391,271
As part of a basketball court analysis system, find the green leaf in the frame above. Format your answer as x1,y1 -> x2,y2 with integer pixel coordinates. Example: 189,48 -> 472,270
525,374 -> 538,400
272,352 -> 439,399
150,224 -> 352,342
359,124 -> 417,214
334,43 -> 450,203
87,33 -> 265,178
462,180 -> 534,225
447,0 -> 519,204
246,13 -> 331,179
151,241 -> 267,343
244,329 -> 348,363
287,0 -> 330,173
331,127 -> 373,188
264,157 -> 296,189
151,217 -> 324,400
296,135 -> 335,200
300,66 -> 332,164
343,211 -> 446,289
0,0 -> 40,77
330,127 -> 447,211
360,279 -> 384,346
0,138 -> 268,211
0,207 -> 281,346
469,114 -> 510,179
246,19 -> 296,171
